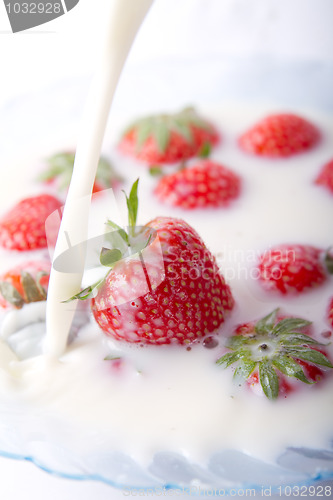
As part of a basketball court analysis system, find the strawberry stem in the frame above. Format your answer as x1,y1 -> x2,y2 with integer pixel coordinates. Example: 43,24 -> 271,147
65,179 -> 154,303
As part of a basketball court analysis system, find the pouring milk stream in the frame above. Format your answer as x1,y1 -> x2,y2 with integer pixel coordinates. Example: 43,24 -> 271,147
44,0 -> 154,358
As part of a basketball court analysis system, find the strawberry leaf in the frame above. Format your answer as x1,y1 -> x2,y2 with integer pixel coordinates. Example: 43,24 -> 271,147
272,355 -> 311,384
233,358 -> 257,382
173,119 -> 193,144
63,280 -> 103,302
272,318 -> 312,336
225,335 -> 251,350
124,107 -> 216,156
154,122 -> 170,153
35,271 -> 48,299
136,118 -> 154,150
39,152 -> 120,192
259,361 -> 279,400
21,271 -> 46,303
255,308 -> 279,335
278,333 -> 325,347
149,166 -> 164,177
38,152 -> 122,191
95,156 -> 123,188
287,348 -> 333,368
105,221 -> 129,246
324,247 -> 333,274
123,178 -> 139,230
216,351 -> 242,368
42,152 -> 75,181
100,248 -> 122,267
0,281 -> 24,308
198,142 -> 212,158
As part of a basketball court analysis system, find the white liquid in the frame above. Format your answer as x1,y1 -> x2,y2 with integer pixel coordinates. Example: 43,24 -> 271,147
45,0 -> 154,358
0,103 -> 332,466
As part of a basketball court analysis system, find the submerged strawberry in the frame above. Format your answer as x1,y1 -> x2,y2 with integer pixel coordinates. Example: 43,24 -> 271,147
239,113 -> 320,158
327,297 -> 333,329
0,194 -> 62,251
257,244 -> 329,294
154,160 -> 241,209
118,107 -> 219,165
315,159 -> 333,195
217,309 -> 333,400
38,152 -> 122,194
0,261 -> 50,309
69,180 -> 234,345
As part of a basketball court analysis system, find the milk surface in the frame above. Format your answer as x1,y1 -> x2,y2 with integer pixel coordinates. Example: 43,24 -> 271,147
0,102 -> 332,466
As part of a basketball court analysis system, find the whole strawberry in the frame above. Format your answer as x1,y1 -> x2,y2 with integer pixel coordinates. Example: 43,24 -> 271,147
69,180 -> 234,345
257,244 -> 329,294
0,260 -> 50,309
315,159 -> 333,195
239,113 -> 320,158
217,309 -> 333,400
0,194 -> 62,251
38,152 -> 122,194
118,107 -> 219,165
154,160 -> 241,209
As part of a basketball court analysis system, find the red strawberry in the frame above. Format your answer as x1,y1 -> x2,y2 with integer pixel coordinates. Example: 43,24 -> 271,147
327,297 -> 333,328
217,309 -> 333,400
38,152 -> 122,194
69,180 -> 234,345
118,107 -> 219,165
315,159 -> 333,195
0,260 -> 50,309
0,194 -> 62,251
154,160 -> 241,209
247,370 -> 293,397
239,113 -> 320,158
257,244 -> 328,294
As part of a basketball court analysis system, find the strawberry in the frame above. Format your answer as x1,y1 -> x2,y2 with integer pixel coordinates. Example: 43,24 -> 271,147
68,180 -> 234,345
327,297 -> 333,329
257,244 -> 329,294
118,107 -> 219,165
38,152 -> 122,194
154,160 -> 241,209
239,113 -> 320,158
0,260 -> 50,309
0,194 -> 62,251
217,309 -> 333,400
315,159 -> 333,195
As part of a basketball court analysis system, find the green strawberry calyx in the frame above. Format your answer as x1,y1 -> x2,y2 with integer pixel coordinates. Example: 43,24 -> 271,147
0,271 -> 48,309
216,309 -> 333,400
65,179 -> 155,302
38,152 -> 122,192
324,246 -> 333,274
123,107 -> 215,154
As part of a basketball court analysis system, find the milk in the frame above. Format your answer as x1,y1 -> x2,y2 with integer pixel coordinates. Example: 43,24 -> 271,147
0,102 -> 332,465
45,0 -> 154,358
0,0 -> 332,468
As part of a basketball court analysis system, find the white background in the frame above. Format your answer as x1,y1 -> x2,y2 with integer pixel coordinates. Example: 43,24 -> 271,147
0,0 -> 333,498
1,0 -> 333,107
